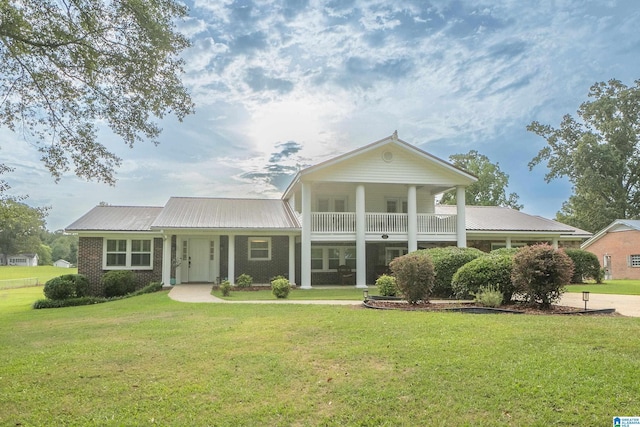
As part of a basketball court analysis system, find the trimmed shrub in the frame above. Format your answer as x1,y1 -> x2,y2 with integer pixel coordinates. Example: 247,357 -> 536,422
418,247 -> 484,298
33,296 -> 108,309
220,280 -> 231,297
271,277 -> 291,299
473,285 -> 504,308
389,252 -> 435,304
102,270 -> 138,297
511,244 -> 574,308
43,277 -> 76,300
565,249 -> 603,283
375,274 -> 397,297
452,253 -> 516,301
236,273 -> 253,288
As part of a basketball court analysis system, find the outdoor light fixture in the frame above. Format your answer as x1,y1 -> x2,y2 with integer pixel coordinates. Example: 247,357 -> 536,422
363,289 -> 369,300
582,291 -> 590,310
382,234 -> 389,239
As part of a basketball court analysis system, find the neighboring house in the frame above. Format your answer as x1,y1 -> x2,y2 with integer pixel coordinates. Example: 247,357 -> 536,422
1,253 -> 39,266
66,134 -> 591,292
53,259 -> 73,268
581,219 -> 640,280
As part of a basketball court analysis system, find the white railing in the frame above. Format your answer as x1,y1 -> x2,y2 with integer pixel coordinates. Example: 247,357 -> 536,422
311,212 -> 457,234
311,212 -> 356,233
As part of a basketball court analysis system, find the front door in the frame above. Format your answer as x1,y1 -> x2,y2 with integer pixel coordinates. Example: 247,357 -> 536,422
189,238 -> 210,282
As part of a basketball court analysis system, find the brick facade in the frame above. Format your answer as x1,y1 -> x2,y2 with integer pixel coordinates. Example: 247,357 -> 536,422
585,230 -> 640,280
78,237 -> 163,296
234,235 -> 291,283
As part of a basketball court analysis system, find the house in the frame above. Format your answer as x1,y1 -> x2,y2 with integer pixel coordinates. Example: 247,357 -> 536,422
53,259 -> 73,268
581,219 -> 640,280
1,253 -> 39,266
66,133 -> 591,293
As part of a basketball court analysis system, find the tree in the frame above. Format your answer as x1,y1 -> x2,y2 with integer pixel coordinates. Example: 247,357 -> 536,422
0,0 -> 194,186
439,150 -> 523,209
527,79 -> 640,233
0,199 -> 47,263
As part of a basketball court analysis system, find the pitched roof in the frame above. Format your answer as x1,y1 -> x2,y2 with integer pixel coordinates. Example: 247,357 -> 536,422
435,205 -> 591,236
581,219 -> 640,249
150,197 -> 300,229
66,206 -> 163,231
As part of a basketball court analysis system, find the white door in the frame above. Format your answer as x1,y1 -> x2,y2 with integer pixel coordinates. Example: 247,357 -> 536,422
189,238 -> 210,282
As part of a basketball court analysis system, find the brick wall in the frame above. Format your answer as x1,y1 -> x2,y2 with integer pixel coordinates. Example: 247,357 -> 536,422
585,230 -> 640,280
78,236 -> 163,296
234,235 -> 290,283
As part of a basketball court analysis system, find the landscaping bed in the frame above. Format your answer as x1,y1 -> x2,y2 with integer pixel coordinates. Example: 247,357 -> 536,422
363,299 -> 618,315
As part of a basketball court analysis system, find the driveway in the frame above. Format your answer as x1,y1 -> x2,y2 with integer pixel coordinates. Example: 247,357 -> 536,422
558,292 -> 640,317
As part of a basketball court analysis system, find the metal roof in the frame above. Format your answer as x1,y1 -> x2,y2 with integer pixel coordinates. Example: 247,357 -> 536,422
581,219 -> 640,248
66,206 -> 163,231
151,197 -> 300,229
435,205 -> 591,236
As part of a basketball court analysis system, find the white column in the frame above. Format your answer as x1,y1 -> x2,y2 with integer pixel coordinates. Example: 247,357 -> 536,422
162,233 -> 172,286
456,186 -> 467,248
228,234 -> 235,285
407,185 -> 417,253
301,182 -> 312,289
552,237 -> 559,249
288,234 -> 296,286
506,236 -> 512,249
356,184 -> 367,288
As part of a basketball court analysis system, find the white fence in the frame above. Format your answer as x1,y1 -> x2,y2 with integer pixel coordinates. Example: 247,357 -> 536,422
0,277 -> 40,289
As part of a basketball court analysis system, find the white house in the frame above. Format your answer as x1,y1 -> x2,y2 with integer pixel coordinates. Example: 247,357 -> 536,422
53,259 -> 73,268
66,134 -> 591,294
1,253 -> 39,267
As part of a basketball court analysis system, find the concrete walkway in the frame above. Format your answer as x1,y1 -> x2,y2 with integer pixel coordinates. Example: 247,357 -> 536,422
168,284 -> 639,316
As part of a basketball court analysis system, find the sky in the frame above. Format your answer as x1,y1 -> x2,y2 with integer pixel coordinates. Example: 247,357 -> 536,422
2,0 -> 640,231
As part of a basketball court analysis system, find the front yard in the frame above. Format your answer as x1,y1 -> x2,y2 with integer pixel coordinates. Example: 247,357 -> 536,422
1,287 -> 639,426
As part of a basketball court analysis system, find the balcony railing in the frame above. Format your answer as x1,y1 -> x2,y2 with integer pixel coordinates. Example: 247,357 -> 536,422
310,212 -> 456,234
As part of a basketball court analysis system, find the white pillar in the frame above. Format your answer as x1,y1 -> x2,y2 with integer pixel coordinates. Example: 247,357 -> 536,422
228,234 -> 235,285
162,233 -> 172,286
552,237 -> 559,249
407,185 -> 417,253
301,182 -> 312,289
506,236 -> 512,249
456,186 -> 467,248
289,234 -> 296,286
356,184 -> 367,288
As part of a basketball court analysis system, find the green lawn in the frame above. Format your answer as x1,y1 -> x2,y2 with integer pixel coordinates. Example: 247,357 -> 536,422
566,280 -> 640,295
0,266 -> 78,289
1,288 -> 639,426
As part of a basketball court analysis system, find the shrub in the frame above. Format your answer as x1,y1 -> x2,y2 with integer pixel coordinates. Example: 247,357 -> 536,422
490,247 -> 521,256
33,296 -> 108,309
271,277 -> 291,299
564,249 -> 603,283
511,244 -> 574,308
418,247 -> 484,297
220,280 -> 231,297
102,270 -> 138,297
389,252 -> 435,304
473,285 -> 504,308
375,274 -> 397,297
452,253 -> 516,301
236,273 -> 253,288
43,277 -> 76,300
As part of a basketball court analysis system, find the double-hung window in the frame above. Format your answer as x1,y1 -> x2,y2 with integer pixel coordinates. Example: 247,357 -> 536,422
104,238 -> 153,269
248,237 -> 271,261
311,246 -> 356,271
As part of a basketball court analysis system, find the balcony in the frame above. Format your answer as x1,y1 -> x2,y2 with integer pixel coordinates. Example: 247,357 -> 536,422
310,212 -> 457,237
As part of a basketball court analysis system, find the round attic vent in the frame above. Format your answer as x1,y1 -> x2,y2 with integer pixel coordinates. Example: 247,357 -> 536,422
382,151 -> 393,162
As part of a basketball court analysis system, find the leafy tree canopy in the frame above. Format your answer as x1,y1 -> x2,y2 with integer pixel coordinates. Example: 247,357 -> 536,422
440,150 -> 523,210
527,79 -> 640,233
0,0 -> 194,186
0,198 -> 47,262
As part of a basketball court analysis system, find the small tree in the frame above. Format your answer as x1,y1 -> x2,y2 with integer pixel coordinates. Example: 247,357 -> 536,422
511,244 -> 574,308
102,270 -> 138,297
236,274 -> 253,288
389,252 -> 435,304
564,249 -> 603,283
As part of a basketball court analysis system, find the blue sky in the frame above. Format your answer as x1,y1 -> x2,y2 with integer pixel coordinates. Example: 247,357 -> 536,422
3,0 -> 640,231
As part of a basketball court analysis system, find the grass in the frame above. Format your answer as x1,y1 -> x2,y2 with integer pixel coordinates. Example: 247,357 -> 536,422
1,288 -> 639,426
566,280 -> 640,295
0,266 -> 78,289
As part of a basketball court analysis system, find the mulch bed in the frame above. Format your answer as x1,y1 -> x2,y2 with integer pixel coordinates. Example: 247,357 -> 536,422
363,299 -> 619,316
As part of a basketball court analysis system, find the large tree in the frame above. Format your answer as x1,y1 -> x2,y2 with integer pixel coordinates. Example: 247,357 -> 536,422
440,150 -> 523,209
0,0 -> 194,186
0,199 -> 47,263
527,79 -> 640,233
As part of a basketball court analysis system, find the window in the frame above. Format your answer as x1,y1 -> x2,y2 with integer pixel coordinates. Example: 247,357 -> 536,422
630,255 -> 640,267
385,198 -> 408,213
311,246 -> 356,271
249,238 -> 271,260
316,197 -> 347,212
210,241 -> 215,261
104,238 -> 153,269
385,247 -> 408,265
